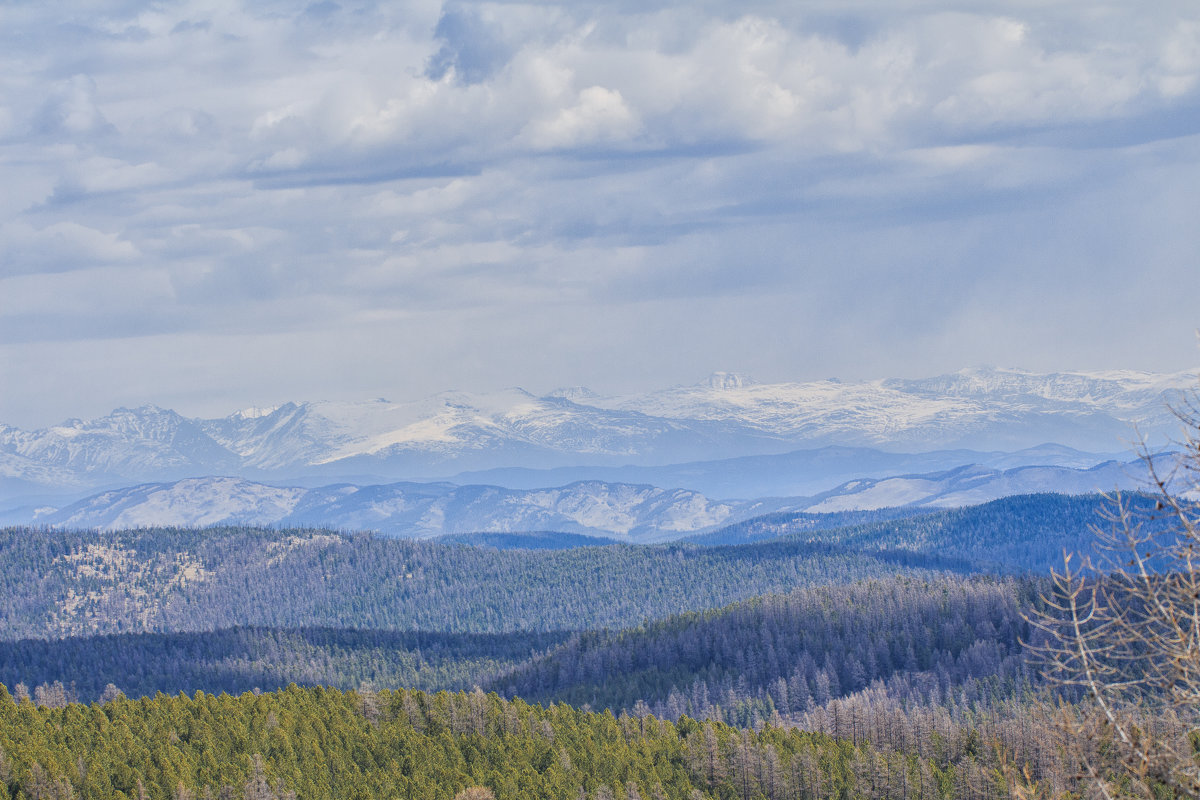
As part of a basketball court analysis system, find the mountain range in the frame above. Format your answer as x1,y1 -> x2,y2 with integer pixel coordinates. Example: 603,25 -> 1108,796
1,367 -> 1192,510
16,456 -> 1163,541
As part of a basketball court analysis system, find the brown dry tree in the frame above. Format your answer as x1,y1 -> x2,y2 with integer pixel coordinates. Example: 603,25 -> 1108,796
1019,390 -> 1200,800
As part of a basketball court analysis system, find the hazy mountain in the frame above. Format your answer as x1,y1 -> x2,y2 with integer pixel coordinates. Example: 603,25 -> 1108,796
196,391 -> 760,473
450,442 -> 1121,498
1,367 -> 1191,502
34,477 -> 742,542
799,459 -> 1154,513
24,455 -> 1164,541
0,406 -> 240,491
596,367 -> 1191,451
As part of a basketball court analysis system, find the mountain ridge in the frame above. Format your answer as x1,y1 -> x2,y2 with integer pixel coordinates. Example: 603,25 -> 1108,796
16,455 -> 1167,541
2,367 -> 1192,500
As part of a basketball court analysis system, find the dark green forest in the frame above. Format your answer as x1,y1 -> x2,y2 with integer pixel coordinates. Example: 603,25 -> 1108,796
0,681 -> 1051,800
0,494 -> 1120,641
688,493 -> 1149,571
0,627 -> 567,703
0,527 -> 973,640
0,576 -> 1038,718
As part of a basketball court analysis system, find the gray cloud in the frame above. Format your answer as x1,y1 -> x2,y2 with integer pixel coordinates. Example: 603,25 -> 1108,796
1,0 -> 1199,426
427,6 -> 515,84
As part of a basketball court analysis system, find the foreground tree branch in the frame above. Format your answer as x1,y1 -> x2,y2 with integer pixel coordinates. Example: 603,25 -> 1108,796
1020,391 -> 1200,799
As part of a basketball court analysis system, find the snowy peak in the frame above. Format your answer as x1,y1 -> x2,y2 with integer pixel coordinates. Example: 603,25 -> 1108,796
801,455 -> 1178,513
884,366 -> 1194,411
597,367 -> 1194,450
0,404 -> 238,481
231,405 -> 283,421
1,366 -> 1195,497
192,389 -> 705,474
701,372 -> 756,390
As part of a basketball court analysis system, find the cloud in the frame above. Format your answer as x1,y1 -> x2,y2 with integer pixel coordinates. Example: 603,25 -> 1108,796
1,0 -> 1199,426
35,75 -> 115,138
426,6 -> 515,84
522,86 -> 640,149
0,221 -> 139,276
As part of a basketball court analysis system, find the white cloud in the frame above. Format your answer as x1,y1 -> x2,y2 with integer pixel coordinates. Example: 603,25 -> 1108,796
36,75 -> 113,137
522,86 -> 640,149
0,221 -> 140,276
2,0 -> 1200,426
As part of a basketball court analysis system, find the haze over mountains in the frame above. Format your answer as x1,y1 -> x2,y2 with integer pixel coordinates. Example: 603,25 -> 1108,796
2,366 -> 1193,535
2,367 -> 1190,489
19,457 -> 1163,540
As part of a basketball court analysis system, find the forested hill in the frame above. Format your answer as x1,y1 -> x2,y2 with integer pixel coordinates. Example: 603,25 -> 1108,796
0,493 -> 1122,640
0,627 -> 569,704
434,531 -> 625,549
0,575 -> 1039,717
694,493 -> 1148,572
486,576 -> 1038,727
0,526 -> 966,640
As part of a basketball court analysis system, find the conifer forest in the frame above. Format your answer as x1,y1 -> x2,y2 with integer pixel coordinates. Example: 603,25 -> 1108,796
3,483 -> 1199,799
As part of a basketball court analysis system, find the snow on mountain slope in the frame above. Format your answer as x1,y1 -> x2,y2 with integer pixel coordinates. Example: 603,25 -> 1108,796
0,407 -> 240,488
2,367 -> 1194,498
516,482 -> 736,537
600,373 -> 975,439
0,444 -> 87,489
803,459 -> 1160,513
884,367 -> 1190,410
281,479 -> 739,541
200,391 -> 725,472
39,477 -> 306,530
27,453 -> 1178,540
36,477 -> 738,542
595,368 -> 1194,450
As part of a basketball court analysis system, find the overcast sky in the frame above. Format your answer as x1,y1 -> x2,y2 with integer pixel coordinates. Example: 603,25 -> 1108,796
2,1 -> 1199,427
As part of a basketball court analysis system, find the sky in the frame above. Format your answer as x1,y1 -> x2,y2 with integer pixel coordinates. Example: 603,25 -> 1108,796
2,0 -> 1199,428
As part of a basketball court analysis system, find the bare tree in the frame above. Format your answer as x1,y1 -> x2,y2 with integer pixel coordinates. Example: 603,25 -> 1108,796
356,685 -> 383,725
452,788 -> 495,800
1022,392 -> 1200,800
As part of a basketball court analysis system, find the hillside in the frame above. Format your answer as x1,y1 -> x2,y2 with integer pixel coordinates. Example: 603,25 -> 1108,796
0,526 -> 968,640
0,575 -> 1036,721
0,627 -> 567,703
0,494 -> 1121,640
693,492 -> 1144,573
450,442 -> 1120,498
28,478 -> 745,541
485,576 -> 1036,727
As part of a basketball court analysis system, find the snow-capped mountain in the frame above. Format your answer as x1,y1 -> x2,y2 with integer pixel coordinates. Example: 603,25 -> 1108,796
34,477 -> 741,542
799,459 -> 1166,513
596,368 -> 1193,451
1,367 -> 1193,500
196,389 -> 755,472
0,406 -> 239,490
21,455 -> 1174,541
39,477 -> 309,530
